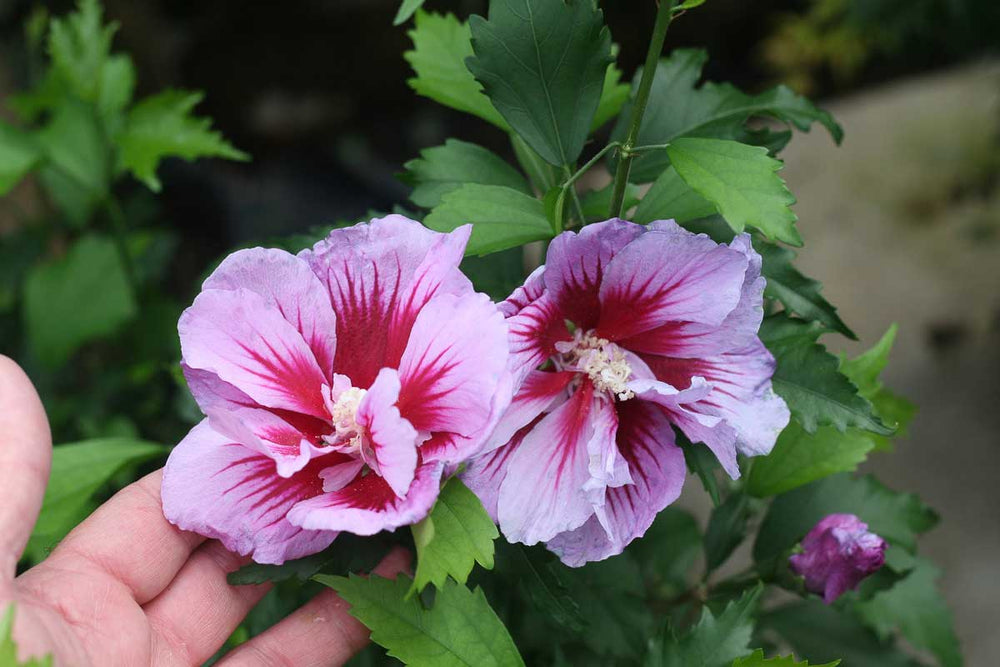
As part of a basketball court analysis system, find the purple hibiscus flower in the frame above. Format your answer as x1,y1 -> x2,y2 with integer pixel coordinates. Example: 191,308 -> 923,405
462,218 -> 789,566
161,215 -> 512,564
789,513 -> 887,603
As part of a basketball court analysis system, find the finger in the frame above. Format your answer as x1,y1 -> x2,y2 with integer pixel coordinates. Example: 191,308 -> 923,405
0,356 -> 51,580
216,547 -> 411,667
27,469 -> 205,604
144,540 -> 271,665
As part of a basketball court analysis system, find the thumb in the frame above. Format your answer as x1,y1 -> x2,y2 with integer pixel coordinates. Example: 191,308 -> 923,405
0,356 -> 51,581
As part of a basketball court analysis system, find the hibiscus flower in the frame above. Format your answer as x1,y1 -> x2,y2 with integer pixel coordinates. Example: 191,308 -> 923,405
463,218 -> 789,566
162,216 -> 511,564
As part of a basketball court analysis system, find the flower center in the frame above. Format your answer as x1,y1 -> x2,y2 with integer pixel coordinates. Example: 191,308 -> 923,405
327,387 -> 367,452
557,331 -> 635,401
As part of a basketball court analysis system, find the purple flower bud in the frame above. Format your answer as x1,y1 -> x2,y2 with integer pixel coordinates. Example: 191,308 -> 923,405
789,513 -> 887,603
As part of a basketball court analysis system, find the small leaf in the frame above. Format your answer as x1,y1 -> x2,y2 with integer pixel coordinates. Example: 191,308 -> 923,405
0,122 -> 42,195
756,240 -> 855,339
495,542 -> 585,633
580,181 -> 640,222
318,574 -> 525,667
393,0 -> 426,26
404,139 -> 530,208
404,12 -> 508,130
27,438 -> 166,558
117,90 -> 247,192
633,165 -> 716,224
592,49 -> 631,131
411,477 -> 499,594
0,606 -> 53,666
682,436 -> 722,506
467,0 -> 612,166
760,314 -> 891,435
24,235 -> 137,367
47,0 -> 116,102
511,133 -> 560,193
704,492 -> 750,573
732,649 -> 840,666
649,583 -> 762,667
666,137 -> 801,245
854,559 -> 963,667
628,507 -> 701,593
424,183 -> 554,255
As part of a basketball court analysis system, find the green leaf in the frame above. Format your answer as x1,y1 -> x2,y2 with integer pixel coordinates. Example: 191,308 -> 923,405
682,436 -> 722,506
613,49 -> 842,183
732,649 -> 839,666
747,421 -> 875,497
511,133 -> 559,193
0,122 -> 42,195
394,0 -> 426,25
228,533 -> 395,586
753,473 -> 938,566
648,583 -> 762,667
580,181 -> 640,222
404,12 -> 508,130
666,137 -> 801,245
756,241 -> 855,339
404,139 -> 530,209
116,90 -> 248,192
424,183 -> 554,255
27,438 -> 165,558
592,50 -> 631,131
762,601 -> 921,667
411,477 -> 499,594
854,559 -> 963,667
495,542 -> 585,633
633,165 -> 717,224
467,0 -> 612,166
318,574 -> 524,667
0,606 -> 53,666
48,0 -> 116,102
24,235 -> 137,367
675,0 -> 709,11
704,492 -> 750,573
628,508 -> 701,594
96,54 -> 136,130
460,248 -> 524,302
760,314 -> 891,435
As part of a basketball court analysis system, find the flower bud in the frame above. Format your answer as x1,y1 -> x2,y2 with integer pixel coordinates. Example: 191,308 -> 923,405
789,513 -> 887,603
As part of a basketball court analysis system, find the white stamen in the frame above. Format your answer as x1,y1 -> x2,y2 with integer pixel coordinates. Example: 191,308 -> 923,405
560,331 -> 635,401
325,387 -> 367,451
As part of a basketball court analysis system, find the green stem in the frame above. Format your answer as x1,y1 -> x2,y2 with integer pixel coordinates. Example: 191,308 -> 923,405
105,197 -> 137,291
608,0 -> 677,218
627,142 -> 672,155
562,165 -> 587,228
563,141 -> 621,189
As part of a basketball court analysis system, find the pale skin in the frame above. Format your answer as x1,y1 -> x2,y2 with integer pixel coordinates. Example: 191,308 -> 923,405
0,356 -> 407,666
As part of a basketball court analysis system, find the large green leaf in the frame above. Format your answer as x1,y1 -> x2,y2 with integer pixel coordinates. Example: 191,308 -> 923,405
0,606 -> 52,666
753,473 -> 938,565
854,559 -> 963,667
404,139 -> 530,208
404,12 -> 508,130
762,601 -> 921,667
27,438 -> 166,558
424,183 -> 554,255
666,137 -> 800,245
703,492 -> 750,573
612,49 -> 842,183
0,122 -> 42,195
319,574 -> 524,667
494,542 -> 585,633
628,507 -> 701,594
633,164 -> 716,224
647,584 -> 762,667
24,235 -> 137,367
411,477 -> 498,594
116,90 -> 247,192
760,314 -> 891,434
467,0 -> 611,166
747,422 -> 875,497
733,650 -> 839,666
757,241 -> 855,339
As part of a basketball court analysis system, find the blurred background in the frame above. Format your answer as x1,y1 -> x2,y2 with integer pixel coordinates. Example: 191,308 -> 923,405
1,0 -> 998,663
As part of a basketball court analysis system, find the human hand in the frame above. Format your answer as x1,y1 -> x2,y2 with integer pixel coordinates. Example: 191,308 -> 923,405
0,356 -> 406,666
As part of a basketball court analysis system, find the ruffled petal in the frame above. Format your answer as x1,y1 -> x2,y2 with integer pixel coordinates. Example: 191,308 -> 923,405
499,265 -> 546,318
357,368 -> 419,497
286,460 -> 445,535
506,292 -> 572,387
396,292 -> 510,447
481,370 -> 574,454
203,248 -> 338,380
547,400 -> 686,566
162,420 -> 338,565
461,419 -> 540,522
597,223 -> 749,341
179,288 -> 329,419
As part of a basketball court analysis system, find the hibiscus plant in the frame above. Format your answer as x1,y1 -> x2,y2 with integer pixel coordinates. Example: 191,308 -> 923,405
0,0 -> 964,666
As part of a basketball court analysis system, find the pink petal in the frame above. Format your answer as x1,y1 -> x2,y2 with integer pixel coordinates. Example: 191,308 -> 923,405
203,248 -> 338,379
480,370 -> 574,455
299,215 -> 469,388
396,292 -> 510,444
495,382 -> 613,545
461,419 -> 539,521
506,292 -> 572,387
357,368 -> 419,497
499,265 -> 546,318
179,288 -> 329,419
420,365 -> 514,463
286,460 -> 445,535
548,400 -> 686,566
162,420 -> 338,565
596,225 -> 749,341
545,219 -> 643,330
